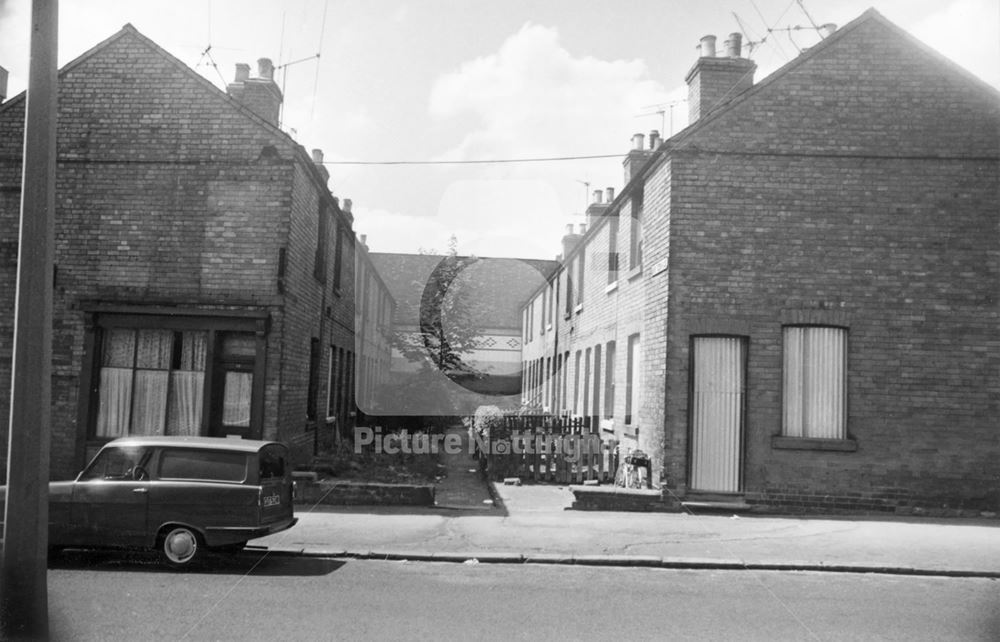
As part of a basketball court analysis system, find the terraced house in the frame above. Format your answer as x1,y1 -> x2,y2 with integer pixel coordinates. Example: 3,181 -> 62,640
0,25 -> 394,478
521,9 -> 999,514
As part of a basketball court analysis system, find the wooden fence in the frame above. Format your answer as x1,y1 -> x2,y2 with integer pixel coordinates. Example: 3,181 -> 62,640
477,415 -> 621,484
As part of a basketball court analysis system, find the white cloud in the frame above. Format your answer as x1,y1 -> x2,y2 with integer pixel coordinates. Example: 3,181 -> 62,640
906,0 -> 1000,87
420,23 -> 672,259
429,23 -> 669,162
353,207 -> 454,255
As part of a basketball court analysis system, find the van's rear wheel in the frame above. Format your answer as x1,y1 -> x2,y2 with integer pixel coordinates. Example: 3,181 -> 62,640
159,526 -> 202,568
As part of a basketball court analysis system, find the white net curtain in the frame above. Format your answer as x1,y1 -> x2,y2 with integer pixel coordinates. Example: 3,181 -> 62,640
96,329 -> 207,438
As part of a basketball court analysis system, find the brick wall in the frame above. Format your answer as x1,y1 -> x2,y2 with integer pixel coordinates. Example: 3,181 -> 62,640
654,13 -> 999,511
0,26 -> 373,477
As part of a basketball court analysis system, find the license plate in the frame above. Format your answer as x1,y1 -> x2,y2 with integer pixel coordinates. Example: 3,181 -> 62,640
262,494 -> 281,507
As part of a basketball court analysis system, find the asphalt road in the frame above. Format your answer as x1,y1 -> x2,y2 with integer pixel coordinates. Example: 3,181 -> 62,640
46,550 -> 999,641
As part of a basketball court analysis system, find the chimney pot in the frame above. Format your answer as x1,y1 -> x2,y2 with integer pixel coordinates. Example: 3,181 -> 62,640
257,58 -> 274,80
234,63 -> 250,82
311,148 -> 324,164
606,187 -> 615,202
724,32 -> 742,58
565,224 -> 574,235
593,190 -> 603,204
649,130 -> 660,149
360,234 -> 367,245
578,223 -> 586,235
0,66 -> 7,103
343,198 -> 353,213
699,35 -> 717,58
631,133 -> 645,150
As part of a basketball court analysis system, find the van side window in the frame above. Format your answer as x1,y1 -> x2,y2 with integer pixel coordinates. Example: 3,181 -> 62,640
159,449 -> 248,482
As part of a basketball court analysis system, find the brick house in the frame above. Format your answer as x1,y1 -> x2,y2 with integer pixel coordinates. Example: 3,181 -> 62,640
522,9 -> 999,513
0,25 -> 393,478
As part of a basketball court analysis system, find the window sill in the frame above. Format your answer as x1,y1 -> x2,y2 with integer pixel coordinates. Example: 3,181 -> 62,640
574,304 -> 583,315
627,265 -> 642,281
332,287 -> 343,298
771,436 -> 857,452
605,281 -> 618,294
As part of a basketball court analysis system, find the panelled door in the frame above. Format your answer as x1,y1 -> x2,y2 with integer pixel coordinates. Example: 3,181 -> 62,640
689,337 -> 746,493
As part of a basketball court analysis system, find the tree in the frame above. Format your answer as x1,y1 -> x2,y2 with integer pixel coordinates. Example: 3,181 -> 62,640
394,235 -> 483,381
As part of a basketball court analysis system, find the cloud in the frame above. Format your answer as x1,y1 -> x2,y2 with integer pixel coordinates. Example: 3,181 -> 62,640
428,23 -> 670,161
420,23 -> 672,258
906,0 -> 1000,87
353,207 -> 455,255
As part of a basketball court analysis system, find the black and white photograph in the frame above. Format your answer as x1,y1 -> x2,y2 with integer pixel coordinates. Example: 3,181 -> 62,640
0,0 -> 997,639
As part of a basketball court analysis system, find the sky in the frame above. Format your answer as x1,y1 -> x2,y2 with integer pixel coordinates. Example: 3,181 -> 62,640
0,0 -> 997,260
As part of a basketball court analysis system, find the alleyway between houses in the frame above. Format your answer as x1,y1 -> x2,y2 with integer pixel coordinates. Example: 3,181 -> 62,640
429,424 -> 497,510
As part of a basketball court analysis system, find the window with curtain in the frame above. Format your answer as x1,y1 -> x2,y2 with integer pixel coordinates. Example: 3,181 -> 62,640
97,329 -> 207,438
783,326 -> 847,439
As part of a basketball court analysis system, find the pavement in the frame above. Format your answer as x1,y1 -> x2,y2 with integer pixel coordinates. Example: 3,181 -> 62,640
251,426 -> 1000,577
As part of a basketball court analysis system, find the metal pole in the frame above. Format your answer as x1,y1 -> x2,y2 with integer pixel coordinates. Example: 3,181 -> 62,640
1,0 -> 57,637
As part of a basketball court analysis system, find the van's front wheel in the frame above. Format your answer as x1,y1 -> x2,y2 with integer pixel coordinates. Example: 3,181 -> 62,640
158,526 -> 202,568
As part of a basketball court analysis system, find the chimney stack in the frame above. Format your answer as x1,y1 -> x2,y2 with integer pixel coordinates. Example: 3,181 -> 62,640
227,57 -> 283,127
586,190 -> 610,229
624,133 -> 655,183
258,58 -> 274,80
311,148 -> 330,186
561,223 -> 583,260
685,32 -> 756,124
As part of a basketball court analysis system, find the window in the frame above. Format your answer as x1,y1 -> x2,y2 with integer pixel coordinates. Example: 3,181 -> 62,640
607,215 -> 619,284
307,338 -> 320,421
576,249 -> 586,306
326,346 -> 340,421
561,351 -> 570,411
604,340 -> 616,418
573,350 -> 582,415
332,222 -> 343,293
528,302 -> 534,342
592,345 -> 602,418
314,202 -> 328,282
583,348 -> 592,417
159,449 -> 248,482
79,446 -> 150,481
540,290 -> 546,335
629,187 -> 644,270
625,333 -> 640,425
96,329 -> 207,438
564,267 -> 573,316
547,283 -> 554,327
783,326 -> 847,439
259,446 -> 287,480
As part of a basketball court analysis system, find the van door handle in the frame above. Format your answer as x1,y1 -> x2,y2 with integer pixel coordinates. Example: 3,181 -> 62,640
133,488 -> 148,494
